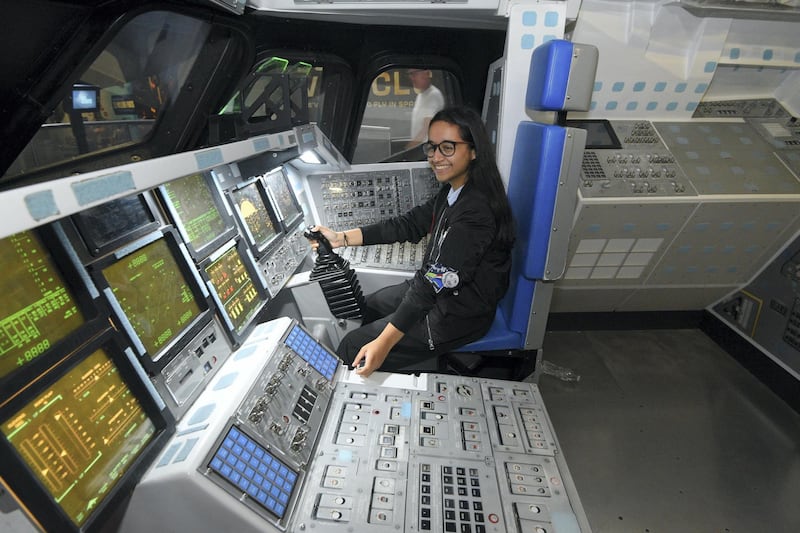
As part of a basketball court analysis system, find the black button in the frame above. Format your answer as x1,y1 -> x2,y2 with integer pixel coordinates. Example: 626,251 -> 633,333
445,499 -> 454,508
443,475 -> 453,484
473,502 -> 483,511
445,510 -> 456,520
445,522 -> 457,532
421,508 -> 431,518
458,487 -> 467,496
461,525 -> 472,533
445,486 -> 454,495
457,477 -> 466,486
422,495 -> 430,505
443,466 -> 453,474
421,485 -> 430,494
471,489 -> 481,497
456,467 -> 465,475
470,478 -> 480,486
476,526 -> 486,533
474,512 -> 484,523
459,500 -> 469,510
422,473 -> 431,483
459,511 -> 470,521
421,519 -> 431,530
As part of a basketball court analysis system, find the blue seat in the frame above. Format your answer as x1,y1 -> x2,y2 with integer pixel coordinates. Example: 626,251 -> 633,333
447,39 -> 598,380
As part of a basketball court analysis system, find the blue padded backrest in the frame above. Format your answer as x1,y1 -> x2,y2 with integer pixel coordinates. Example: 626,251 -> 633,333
498,122 -> 566,336
526,39 -> 574,112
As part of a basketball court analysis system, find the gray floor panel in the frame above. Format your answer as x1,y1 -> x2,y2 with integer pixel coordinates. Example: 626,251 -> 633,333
539,328 -> 800,533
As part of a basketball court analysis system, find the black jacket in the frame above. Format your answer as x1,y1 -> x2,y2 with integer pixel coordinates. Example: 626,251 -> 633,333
360,180 -> 511,350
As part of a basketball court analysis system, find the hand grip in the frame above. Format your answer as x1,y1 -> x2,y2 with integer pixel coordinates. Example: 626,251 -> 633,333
303,226 -> 333,256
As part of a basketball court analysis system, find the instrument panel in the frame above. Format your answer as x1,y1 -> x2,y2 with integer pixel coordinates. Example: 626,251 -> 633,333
118,318 -> 589,533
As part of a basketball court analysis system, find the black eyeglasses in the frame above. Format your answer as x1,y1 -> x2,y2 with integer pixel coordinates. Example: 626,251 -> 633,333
421,140 -> 472,157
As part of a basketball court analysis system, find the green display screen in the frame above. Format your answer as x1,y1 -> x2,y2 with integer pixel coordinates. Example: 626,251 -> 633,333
230,181 -> 278,251
163,173 -> 229,252
2,348 -> 155,526
0,231 -> 85,379
204,245 -> 260,334
102,237 -> 201,358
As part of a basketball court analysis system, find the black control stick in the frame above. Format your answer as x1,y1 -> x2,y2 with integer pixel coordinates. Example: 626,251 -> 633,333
304,227 -> 366,320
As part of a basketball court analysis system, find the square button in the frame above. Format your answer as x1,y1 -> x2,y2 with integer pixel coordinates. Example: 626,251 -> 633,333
421,520 -> 431,530
421,508 -> 431,518
445,510 -> 456,520
445,499 -> 455,508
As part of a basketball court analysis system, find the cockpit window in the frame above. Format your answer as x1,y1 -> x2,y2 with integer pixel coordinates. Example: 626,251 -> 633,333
6,11 -> 211,178
354,68 -> 459,164
216,54 -> 349,149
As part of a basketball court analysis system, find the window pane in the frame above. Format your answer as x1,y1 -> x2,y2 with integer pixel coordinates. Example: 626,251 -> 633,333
6,11 -> 211,178
219,57 -> 334,139
354,68 -> 457,164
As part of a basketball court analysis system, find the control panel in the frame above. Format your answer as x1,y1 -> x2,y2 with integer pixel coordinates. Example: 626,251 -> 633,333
692,98 -> 793,120
258,226 -> 310,297
579,120 -> 697,198
159,318 -> 231,411
234,323 -> 337,467
713,232 -> 800,378
293,377 -> 577,532
307,166 -> 440,271
336,237 -> 430,272
119,319 -> 588,533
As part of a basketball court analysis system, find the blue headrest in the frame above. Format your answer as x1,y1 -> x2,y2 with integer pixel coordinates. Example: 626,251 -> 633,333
526,39 -> 598,113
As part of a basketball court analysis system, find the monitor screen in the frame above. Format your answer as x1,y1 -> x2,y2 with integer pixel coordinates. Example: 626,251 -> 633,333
204,243 -> 262,335
566,119 -> 621,149
229,179 -> 280,254
71,87 -> 99,111
101,236 -> 202,359
162,172 -> 234,258
72,194 -> 158,256
1,347 -> 156,527
262,168 -> 302,231
0,231 -> 85,379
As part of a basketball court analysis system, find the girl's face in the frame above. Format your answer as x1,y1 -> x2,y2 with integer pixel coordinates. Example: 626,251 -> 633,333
426,120 -> 475,190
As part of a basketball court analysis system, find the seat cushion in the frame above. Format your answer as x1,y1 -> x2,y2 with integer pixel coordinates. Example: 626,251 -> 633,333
455,307 -> 522,352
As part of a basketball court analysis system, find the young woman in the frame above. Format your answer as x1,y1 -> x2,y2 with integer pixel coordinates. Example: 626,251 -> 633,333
310,106 -> 514,377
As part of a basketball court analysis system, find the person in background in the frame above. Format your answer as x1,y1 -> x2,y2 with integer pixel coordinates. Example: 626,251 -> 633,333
406,69 -> 444,148
308,106 -> 514,377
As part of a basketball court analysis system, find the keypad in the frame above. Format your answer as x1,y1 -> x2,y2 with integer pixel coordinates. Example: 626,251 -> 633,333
418,463 -> 487,532
209,426 -> 298,519
285,324 -> 338,380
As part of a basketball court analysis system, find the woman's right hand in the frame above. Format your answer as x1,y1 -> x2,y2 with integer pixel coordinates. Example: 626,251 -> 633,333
306,225 -> 346,251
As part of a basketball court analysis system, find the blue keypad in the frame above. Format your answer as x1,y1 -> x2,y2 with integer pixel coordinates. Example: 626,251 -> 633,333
209,426 -> 297,519
285,325 -> 338,380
